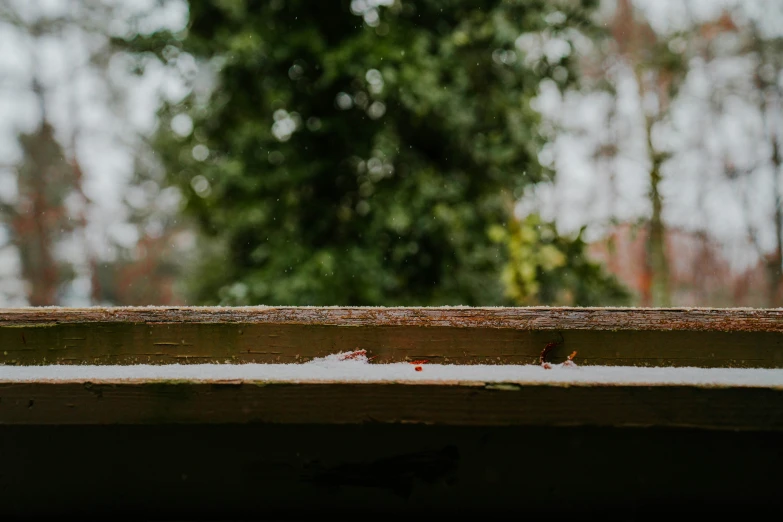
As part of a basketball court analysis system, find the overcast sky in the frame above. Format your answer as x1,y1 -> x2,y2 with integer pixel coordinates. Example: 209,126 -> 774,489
0,0 -> 188,304
524,0 -> 783,271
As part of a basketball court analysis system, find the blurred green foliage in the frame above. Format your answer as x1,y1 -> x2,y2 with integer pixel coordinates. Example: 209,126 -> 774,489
489,214 -> 628,305
127,0 -> 627,305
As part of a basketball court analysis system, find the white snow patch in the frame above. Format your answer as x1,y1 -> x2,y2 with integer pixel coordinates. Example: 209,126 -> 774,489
2,350 -> 782,387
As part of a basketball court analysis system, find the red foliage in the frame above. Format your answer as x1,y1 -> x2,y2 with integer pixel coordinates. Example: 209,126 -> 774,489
339,350 -> 367,361
540,333 -> 564,369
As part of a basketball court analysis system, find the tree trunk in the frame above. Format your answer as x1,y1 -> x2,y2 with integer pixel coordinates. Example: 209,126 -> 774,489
23,78 -> 60,306
766,127 -> 783,307
644,114 -> 671,307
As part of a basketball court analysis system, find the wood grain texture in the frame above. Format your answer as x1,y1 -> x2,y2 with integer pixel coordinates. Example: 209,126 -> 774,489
3,308 -> 781,518
2,379 -> 782,430
2,307 -> 783,367
2,305 -> 783,330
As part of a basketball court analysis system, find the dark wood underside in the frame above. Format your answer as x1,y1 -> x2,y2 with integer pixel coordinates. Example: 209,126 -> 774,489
2,423 -> 782,520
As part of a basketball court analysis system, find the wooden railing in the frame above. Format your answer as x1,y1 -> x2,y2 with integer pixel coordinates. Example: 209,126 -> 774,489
1,307 -> 782,519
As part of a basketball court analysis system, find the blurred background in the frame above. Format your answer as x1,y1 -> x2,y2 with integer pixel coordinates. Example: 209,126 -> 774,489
0,0 -> 781,307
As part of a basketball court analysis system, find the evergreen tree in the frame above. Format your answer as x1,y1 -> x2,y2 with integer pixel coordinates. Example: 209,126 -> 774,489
131,0 -> 627,305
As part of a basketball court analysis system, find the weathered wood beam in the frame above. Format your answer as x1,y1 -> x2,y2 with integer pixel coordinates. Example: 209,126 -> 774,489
2,307 -> 782,519
1,307 -> 782,366
3,306 -> 783,329
0,379 -> 780,430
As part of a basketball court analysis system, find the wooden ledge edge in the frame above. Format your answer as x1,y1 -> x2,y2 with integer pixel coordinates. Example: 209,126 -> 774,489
1,377 -> 782,390
2,380 -> 781,431
2,306 -> 783,332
